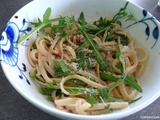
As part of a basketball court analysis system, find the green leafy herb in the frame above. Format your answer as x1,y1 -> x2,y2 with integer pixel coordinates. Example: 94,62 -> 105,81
98,78 -> 143,104
86,92 -> 99,106
17,2 -> 133,47
74,22 -> 110,71
112,1 -> 129,22
78,12 -> 87,25
76,51 -> 85,70
120,35 -> 128,46
68,79 -> 86,87
86,87 -> 99,106
31,18 -> 42,27
32,7 -> 52,34
65,17 -> 71,39
78,12 -> 100,34
93,17 -> 111,35
99,79 -> 124,102
66,87 -> 85,95
38,87 -> 53,101
52,20 -> 66,37
16,7 -> 66,47
43,7 -> 51,23
99,79 -> 142,104
31,73 -> 98,96
30,74 -> 59,89
116,63 -> 123,73
75,41 -> 88,53
99,72 -> 143,93
89,2 -> 130,35
84,23 -> 100,33
128,96 -> 142,104
116,38 -> 126,76
105,28 -> 116,41
38,87 -> 53,96
126,12 -> 137,22
54,60 -> 69,77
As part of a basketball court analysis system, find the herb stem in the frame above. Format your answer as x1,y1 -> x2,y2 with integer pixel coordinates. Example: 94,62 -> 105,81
16,17 -> 65,47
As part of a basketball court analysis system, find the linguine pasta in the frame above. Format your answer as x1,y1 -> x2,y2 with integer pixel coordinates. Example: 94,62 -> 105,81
25,2 -> 149,115
28,22 -> 148,115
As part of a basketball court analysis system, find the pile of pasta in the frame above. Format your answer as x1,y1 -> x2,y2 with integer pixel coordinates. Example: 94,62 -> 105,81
28,21 -> 148,115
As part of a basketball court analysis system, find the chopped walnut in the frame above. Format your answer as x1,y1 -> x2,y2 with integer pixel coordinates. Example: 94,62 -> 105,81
70,34 -> 83,44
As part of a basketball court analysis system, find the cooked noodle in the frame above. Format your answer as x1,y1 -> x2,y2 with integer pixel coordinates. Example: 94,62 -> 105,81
27,10 -> 148,115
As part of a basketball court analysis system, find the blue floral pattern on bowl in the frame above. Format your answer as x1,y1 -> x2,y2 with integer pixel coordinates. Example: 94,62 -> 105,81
0,18 -> 32,85
126,9 -> 159,49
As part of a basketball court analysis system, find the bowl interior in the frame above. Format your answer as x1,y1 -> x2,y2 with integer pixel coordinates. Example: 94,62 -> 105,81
1,0 -> 160,120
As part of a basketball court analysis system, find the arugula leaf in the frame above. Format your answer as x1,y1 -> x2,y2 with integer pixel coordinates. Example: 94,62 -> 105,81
43,7 -> 51,23
95,25 -> 111,36
107,78 -> 123,91
126,12 -> 137,22
51,17 -> 66,37
116,47 -> 122,61
54,60 -> 69,77
38,87 -> 53,96
65,17 -> 71,39
52,16 -> 75,38
75,41 -> 88,53
61,62 -> 68,72
17,16 -> 66,47
99,72 -> 143,93
86,87 -> 99,106
38,87 -> 54,101
84,24 -> 100,33
91,2 -> 130,35
116,63 -> 123,73
98,78 -> 142,104
86,92 -> 99,106
74,22 -> 110,71
17,2 -> 134,47
17,7 -> 68,47
105,28 -> 116,41
91,17 -> 111,35
66,89 -> 81,95
31,18 -> 42,27
78,12 -> 87,25
68,79 -> 86,87
99,88 -> 116,102
30,74 -> 60,89
100,72 -> 118,82
31,7 -> 52,34
112,2 -> 129,22
99,79 -> 123,102
120,35 -> 128,46
38,87 -> 46,95
125,75 -> 143,92
30,73 -> 98,96
99,87 -> 142,104
94,17 -> 109,28
78,12 -> 100,34
76,51 -> 85,70
116,38 -> 126,75
128,96 -> 142,104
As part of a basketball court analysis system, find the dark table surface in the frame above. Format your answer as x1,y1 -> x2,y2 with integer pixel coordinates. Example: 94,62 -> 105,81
0,0 -> 160,120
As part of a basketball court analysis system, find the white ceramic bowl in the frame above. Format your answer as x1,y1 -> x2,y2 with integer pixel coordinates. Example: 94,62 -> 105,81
1,0 -> 160,119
